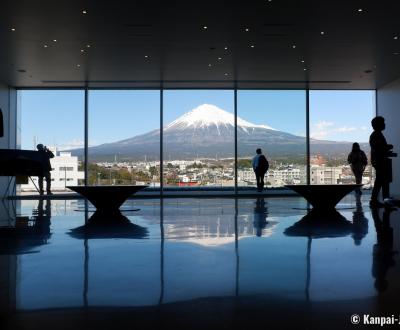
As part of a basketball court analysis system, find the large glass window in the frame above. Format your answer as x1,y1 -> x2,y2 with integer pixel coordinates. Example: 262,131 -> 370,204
309,91 -> 375,186
163,90 -> 235,188
238,90 -> 307,188
88,90 -> 160,187
19,90 -> 85,192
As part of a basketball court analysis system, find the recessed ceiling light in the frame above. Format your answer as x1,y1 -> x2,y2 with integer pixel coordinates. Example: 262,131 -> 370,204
77,64 -> 81,67
208,64 -> 212,67
393,52 -> 400,55
303,68 -> 307,71
358,8 -> 363,12
250,45 -> 255,48
224,73 -> 229,76
80,49 -> 85,52
218,57 -> 222,60
86,44 -> 91,48
44,44 -> 48,48
224,46 -> 228,50
394,36 -> 399,40
144,55 -> 149,58
301,60 -> 305,63
203,26 -> 208,30
292,45 -> 296,48
82,10 -> 87,14
320,31 -> 325,35
245,28 -> 250,32
11,28 -> 16,32
53,39 -> 57,42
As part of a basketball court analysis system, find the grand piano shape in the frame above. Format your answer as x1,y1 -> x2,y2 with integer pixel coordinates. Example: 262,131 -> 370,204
67,185 -> 148,213
285,184 -> 362,212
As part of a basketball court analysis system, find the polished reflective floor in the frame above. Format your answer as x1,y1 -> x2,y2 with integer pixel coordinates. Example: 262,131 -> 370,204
0,194 -> 399,329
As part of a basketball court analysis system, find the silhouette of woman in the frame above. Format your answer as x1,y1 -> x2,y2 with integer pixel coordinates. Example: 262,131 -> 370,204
347,142 -> 367,194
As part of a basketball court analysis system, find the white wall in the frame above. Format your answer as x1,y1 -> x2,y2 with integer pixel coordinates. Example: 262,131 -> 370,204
377,78 -> 400,198
0,82 -> 17,197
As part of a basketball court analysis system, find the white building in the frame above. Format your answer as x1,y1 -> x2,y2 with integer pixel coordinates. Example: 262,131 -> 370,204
20,149 -> 84,191
310,166 -> 342,185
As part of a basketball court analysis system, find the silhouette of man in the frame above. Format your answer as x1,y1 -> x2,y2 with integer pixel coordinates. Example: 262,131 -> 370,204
37,144 -> 54,195
347,142 -> 368,195
252,148 -> 269,192
369,117 -> 394,208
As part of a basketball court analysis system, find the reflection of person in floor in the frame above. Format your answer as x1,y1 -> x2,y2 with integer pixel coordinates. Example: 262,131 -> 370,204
32,199 -> 52,241
351,194 -> 368,245
253,198 -> 268,237
371,207 -> 397,292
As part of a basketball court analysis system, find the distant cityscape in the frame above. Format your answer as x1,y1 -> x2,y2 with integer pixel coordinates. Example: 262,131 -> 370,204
20,149 -> 373,191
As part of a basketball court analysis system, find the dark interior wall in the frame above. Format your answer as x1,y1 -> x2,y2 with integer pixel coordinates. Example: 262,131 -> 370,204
0,82 -> 17,196
377,79 -> 400,198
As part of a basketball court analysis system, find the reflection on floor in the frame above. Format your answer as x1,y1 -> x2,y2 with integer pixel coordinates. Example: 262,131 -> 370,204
0,194 -> 399,329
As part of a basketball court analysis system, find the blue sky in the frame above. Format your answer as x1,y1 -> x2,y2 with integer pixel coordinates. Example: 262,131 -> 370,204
20,89 -> 375,150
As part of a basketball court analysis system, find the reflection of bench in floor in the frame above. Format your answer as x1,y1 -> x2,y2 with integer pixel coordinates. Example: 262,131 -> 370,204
285,184 -> 361,212
67,185 -> 148,213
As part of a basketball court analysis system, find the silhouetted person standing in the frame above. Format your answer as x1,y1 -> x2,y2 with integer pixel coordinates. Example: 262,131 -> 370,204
347,142 -> 368,194
369,116 -> 394,208
252,148 -> 269,192
37,144 -> 54,195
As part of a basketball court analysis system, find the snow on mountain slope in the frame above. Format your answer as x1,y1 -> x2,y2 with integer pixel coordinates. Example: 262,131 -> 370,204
165,104 -> 275,134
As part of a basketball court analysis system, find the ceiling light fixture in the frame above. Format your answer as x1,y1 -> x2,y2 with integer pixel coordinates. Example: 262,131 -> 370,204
292,45 -> 296,48
53,39 -> 57,42
224,46 -> 228,50
358,8 -> 363,12
145,55 -> 149,58
320,31 -> 325,35
224,73 -> 229,76
44,44 -> 48,48
394,36 -> 399,40
208,64 -> 212,67
203,26 -> 208,30
86,44 -> 91,48
250,45 -> 255,48
11,28 -> 16,31
82,10 -> 87,14
303,68 -> 307,71
301,60 -> 305,63
245,28 -> 250,32
218,57 -> 222,60
80,49 -> 85,52
77,64 -> 81,67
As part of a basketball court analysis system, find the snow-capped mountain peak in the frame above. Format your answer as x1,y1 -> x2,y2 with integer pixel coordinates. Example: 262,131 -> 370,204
165,104 -> 275,131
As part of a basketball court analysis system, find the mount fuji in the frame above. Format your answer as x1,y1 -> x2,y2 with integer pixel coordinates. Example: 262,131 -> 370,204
71,104 -> 363,161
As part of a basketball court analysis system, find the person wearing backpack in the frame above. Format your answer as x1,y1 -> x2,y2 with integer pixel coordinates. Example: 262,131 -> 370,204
252,148 -> 269,192
347,142 -> 368,195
